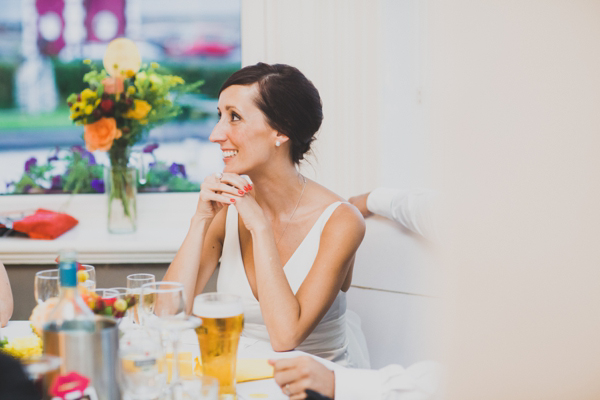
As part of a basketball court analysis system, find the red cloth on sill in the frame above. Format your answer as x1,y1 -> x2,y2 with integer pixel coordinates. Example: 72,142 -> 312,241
10,209 -> 78,240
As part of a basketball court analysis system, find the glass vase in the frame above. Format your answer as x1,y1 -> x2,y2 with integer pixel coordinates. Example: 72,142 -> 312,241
105,166 -> 137,233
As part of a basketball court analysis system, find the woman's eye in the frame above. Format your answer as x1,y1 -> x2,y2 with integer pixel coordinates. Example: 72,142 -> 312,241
217,111 -> 222,119
231,112 -> 241,121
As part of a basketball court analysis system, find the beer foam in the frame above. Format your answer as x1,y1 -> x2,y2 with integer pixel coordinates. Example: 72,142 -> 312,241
193,295 -> 243,318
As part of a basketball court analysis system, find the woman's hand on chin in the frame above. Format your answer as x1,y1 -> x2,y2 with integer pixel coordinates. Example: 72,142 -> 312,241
232,188 -> 270,235
195,172 -> 250,221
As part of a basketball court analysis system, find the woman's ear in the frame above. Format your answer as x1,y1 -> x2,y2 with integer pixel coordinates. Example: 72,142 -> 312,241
275,133 -> 290,145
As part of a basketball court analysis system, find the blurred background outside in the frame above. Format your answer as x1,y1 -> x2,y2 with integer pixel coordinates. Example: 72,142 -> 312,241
0,0 -> 240,194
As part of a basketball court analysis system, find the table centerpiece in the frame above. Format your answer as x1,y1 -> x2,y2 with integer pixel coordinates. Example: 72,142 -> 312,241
67,38 -> 202,233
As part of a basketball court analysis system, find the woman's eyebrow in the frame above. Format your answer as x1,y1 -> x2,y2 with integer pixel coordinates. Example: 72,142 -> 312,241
224,105 -> 239,111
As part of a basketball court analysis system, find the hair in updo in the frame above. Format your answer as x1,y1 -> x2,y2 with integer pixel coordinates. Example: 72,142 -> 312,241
219,63 -> 323,164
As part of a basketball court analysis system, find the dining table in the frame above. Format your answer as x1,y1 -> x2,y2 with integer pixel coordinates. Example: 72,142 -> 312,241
2,320 -> 338,400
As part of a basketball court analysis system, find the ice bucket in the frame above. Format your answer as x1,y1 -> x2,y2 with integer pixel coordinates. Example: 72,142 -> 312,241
43,317 -> 120,400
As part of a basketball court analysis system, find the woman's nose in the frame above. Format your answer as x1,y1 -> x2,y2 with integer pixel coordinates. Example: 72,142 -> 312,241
209,122 -> 226,143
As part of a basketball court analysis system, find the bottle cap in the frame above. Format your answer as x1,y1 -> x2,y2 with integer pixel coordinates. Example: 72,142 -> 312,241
58,249 -> 77,287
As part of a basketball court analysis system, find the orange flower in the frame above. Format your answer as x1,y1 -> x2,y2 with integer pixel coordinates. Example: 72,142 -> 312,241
102,76 -> 124,95
84,117 -> 122,151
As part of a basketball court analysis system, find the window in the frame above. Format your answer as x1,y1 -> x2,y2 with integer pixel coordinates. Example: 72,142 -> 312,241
0,0 -> 240,194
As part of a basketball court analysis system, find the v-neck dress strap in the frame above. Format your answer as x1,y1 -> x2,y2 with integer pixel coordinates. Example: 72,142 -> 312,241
216,201 -> 369,368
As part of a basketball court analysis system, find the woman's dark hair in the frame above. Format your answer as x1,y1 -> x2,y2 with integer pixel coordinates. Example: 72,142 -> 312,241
219,63 -> 323,164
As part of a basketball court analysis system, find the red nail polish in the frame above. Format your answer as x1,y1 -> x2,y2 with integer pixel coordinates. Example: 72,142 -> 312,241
230,198 -> 235,203
244,186 -> 249,192
238,190 -> 244,195
248,185 -> 253,191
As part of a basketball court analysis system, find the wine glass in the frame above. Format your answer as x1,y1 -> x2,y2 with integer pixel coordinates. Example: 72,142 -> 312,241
119,327 -> 167,400
34,269 -> 59,304
140,282 -> 201,399
94,288 -> 119,299
127,273 -> 155,325
79,264 -> 96,291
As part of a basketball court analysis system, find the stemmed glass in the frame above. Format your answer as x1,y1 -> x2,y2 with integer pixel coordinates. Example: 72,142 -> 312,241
140,282 -> 201,400
34,269 -> 60,304
127,273 -> 155,325
119,327 -> 167,400
94,288 -> 119,299
79,264 -> 96,291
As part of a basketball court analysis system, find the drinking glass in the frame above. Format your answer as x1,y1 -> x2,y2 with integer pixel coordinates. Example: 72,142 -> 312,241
79,264 -> 96,291
193,293 -> 244,400
34,269 -> 59,304
21,354 -> 62,398
180,376 -> 219,400
127,273 -> 155,325
94,288 -> 119,299
119,327 -> 167,400
141,282 -> 201,400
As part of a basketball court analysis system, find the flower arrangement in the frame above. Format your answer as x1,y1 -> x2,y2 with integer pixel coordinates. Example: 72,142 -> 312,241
65,38 -> 202,231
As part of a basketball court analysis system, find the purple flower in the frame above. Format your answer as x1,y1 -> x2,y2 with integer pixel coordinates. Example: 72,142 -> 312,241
84,151 -> 96,165
169,162 -> 187,178
23,184 -> 32,193
90,179 -> 105,193
24,157 -> 37,173
71,145 -> 85,154
50,175 -> 62,190
47,146 -> 60,162
71,145 -> 96,165
143,143 -> 159,153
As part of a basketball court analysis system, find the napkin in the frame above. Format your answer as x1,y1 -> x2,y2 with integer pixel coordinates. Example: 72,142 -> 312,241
194,357 -> 274,383
0,209 -> 78,239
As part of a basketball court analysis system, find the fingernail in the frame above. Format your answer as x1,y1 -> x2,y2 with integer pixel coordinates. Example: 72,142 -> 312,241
230,198 -> 235,203
248,185 -> 253,191
244,186 -> 249,192
238,190 -> 244,195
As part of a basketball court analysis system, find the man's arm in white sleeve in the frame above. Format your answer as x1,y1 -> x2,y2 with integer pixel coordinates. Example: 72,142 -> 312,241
334,362 -> 441,400
366,188 -> 437,241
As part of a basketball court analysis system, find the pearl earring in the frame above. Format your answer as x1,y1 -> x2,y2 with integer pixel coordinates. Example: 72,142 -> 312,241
275,141 -> 281,147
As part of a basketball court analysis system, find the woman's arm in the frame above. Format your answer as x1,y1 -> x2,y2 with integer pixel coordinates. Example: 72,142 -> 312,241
0,261 -> 13,327
163,173 -> 249,313
237,196 -> 366,351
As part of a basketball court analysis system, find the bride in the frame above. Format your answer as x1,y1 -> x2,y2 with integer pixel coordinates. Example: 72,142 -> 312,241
164,63 -> 369,367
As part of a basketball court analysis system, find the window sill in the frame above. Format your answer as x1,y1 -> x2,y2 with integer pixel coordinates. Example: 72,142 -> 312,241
0,192 -> 198,265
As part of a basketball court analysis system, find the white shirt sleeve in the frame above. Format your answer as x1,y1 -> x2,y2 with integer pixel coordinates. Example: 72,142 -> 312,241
334,362 -> 441,400
366,188 -> 437,241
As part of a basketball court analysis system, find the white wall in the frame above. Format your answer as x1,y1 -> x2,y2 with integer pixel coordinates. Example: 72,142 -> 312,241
241,0 -> 436,369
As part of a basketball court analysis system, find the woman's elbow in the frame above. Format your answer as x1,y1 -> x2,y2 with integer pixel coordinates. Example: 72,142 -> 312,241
270,332 -> 304,352
0,301 -> 13,328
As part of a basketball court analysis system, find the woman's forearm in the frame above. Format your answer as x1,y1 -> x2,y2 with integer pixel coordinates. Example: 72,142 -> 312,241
251,226 -> 304,351
163,215 -> 212,312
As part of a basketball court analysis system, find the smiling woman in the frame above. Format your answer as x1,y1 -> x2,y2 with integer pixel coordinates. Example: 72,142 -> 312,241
163,63 -> 370,368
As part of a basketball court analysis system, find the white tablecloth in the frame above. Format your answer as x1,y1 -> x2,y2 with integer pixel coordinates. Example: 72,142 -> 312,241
1,321 -> 335,400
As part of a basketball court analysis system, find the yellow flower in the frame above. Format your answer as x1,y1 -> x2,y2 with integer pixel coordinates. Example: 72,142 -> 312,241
125,69 -> 136,78
83,59 -> 92,65
127,86 -> 136,95
81,88 -> 97,102
124,100 -> 152,120
149,74 -> 163,86
70,101 -> 85,119
151,62 -> 159,69
84,104 -> 94,115
170,76 -> 184,85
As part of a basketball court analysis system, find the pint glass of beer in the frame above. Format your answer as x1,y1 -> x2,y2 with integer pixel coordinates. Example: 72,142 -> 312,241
193,293 -> 244,400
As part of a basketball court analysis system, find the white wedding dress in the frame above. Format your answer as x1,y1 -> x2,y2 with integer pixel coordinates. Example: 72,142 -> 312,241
217,202 -> 370,368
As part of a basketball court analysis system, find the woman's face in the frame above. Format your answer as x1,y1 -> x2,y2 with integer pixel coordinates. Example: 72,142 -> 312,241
209,84 -> 279,174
